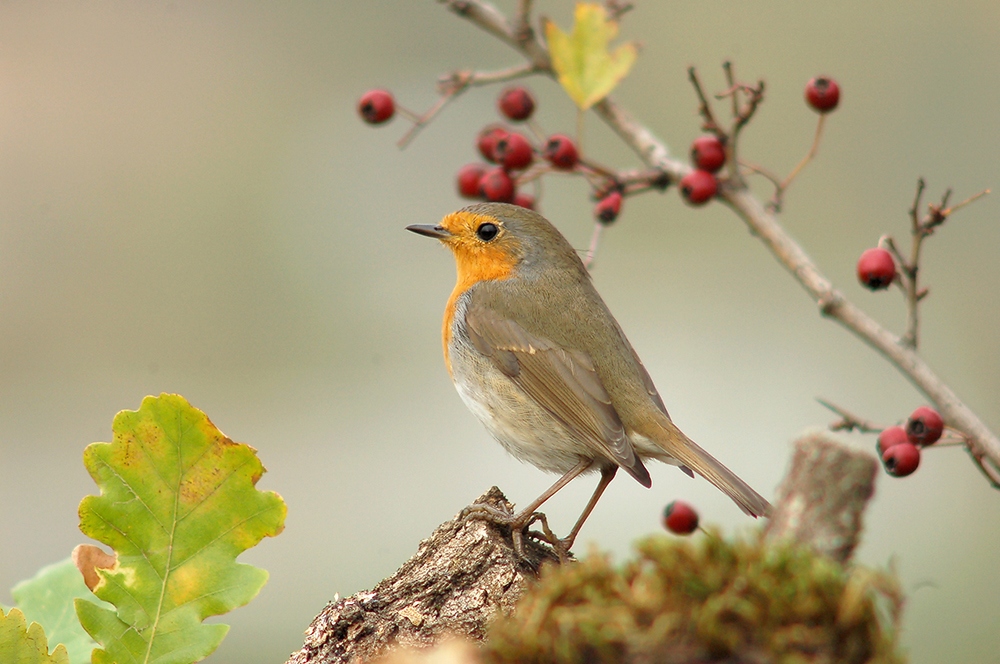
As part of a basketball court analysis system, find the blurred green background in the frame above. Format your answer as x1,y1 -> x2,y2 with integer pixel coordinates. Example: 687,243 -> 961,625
2,1 -> 998,662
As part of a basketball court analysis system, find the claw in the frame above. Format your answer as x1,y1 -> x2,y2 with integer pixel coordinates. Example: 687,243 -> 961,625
460,502 -> 571,562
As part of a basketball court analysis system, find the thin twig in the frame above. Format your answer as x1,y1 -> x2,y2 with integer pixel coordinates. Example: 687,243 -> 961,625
739,160 -> 783,191
616,168 -> 671,195
942,188 -> 990,216
438,63 -> 539,94
687,66 -> 724,136
577,157 -> 619,180
770,114 -> 826,211
398,62 -> 540,148
396,95 -> 455,149
817,398 -> 886,434
899,181 -> 989,348
731,79 -> 765,140
710,61 -> 765,185
604,0 -> 634,22
899,179 -> 927,346
722,61 -> 739,120
582,222 -> 604,269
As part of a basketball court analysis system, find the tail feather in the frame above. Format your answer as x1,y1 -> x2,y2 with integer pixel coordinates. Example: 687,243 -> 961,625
653,422 -> 772,518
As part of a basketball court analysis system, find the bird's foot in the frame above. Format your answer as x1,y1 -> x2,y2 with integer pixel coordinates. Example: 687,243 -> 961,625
460,503 -> 572,563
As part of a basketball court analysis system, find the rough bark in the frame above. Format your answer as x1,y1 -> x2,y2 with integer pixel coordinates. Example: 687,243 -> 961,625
763,431 -> 878,564
287,435 -> 879,663
284,487 -> 559,664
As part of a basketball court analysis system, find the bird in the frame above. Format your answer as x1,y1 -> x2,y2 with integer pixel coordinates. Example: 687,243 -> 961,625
407,202 -> 771,553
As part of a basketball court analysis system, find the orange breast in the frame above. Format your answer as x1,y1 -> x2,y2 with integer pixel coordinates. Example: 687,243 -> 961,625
439,212 -> 519,375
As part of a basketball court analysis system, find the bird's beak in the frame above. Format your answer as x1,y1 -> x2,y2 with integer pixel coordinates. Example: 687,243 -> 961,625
406,224 -> 452,240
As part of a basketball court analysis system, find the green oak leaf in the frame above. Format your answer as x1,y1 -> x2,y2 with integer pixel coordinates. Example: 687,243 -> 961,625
76,393 -> 286,664
543,3 -> 638,110
0,607 -> 70,664
10,557 -> 110,664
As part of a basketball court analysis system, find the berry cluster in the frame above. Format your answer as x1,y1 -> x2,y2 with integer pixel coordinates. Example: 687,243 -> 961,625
358,84 -> 654,226
359,75 -> 845,233
360,84 -> 594,214
680,135 -> 724,206
876,406 -> 945,477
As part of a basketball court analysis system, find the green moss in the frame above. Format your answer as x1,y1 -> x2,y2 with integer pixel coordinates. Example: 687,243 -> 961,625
484,532 -> 904,663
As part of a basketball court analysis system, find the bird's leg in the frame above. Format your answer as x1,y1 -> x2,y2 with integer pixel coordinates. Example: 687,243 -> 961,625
461,458 -> 594,555
510,458 -> 595,526
556,465 -> 618,555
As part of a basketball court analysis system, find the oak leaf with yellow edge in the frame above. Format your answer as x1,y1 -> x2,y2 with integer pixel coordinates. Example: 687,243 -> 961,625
75,393 -> 286,664
543,3 -> 638,110
0,607 -> 70,664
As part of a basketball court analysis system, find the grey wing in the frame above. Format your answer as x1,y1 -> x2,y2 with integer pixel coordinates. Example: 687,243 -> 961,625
465,301 -> 651,487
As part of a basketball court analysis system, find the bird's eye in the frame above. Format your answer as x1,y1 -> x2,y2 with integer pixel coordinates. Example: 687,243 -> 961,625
476,222 -> 499,242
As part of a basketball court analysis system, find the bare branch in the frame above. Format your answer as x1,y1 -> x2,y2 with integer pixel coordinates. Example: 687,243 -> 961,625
592,97 -> 678,173
719,185 -> 1000,477
439,0 -> 550,69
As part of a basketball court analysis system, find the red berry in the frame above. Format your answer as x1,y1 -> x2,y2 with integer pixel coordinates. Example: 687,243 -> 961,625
595,191 -> 622,224
456,163 -> 487,199
542,134 -> 579,170
679,170 -> 717,205
856,248 -> 896,290
358,89 -> 395,125
479,167 -> 515,203
494,132 -> 534,171
513,192 -> 535,210
882,442 -> 920,477
906,406 -> 944,446
805,76 -> 840,113
498,86 -> 536,122
876,425 -> 909,457
477,125 -> 509,163
690,135 -> 726,173
663,500 -> 699,535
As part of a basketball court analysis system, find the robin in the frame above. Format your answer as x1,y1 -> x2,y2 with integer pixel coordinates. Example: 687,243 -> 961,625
407,202 -> 771,553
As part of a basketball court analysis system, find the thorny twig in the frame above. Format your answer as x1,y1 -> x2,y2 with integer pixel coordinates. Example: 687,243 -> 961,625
880,180 -> 990,348
437,0 -> 1000,488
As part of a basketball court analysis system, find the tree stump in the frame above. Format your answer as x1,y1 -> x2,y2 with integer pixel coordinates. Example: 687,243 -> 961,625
284,488 -> 558,664
763,431 -> 878,564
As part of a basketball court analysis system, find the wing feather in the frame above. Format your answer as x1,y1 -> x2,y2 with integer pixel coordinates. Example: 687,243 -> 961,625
465,302 -> 651,487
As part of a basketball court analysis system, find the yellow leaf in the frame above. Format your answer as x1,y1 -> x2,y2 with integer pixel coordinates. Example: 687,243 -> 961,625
544,3 -> 638,110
